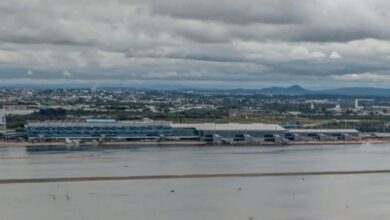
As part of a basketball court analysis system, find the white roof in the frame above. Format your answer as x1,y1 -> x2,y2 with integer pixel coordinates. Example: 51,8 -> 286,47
289,129 -> 359,133
170,123 -> 286,131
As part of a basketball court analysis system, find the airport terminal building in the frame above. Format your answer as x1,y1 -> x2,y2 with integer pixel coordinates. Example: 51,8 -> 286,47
286,129 -> 359,141
170,123 -> 287,143
26,119 -> 172,141
25,120 -> 287,142
25,119 -> 359,143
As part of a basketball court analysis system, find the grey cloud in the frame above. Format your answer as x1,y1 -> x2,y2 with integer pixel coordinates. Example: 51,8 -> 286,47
144,0 -> 390,42
1,0 -> 390,88
144,0 -> 306,25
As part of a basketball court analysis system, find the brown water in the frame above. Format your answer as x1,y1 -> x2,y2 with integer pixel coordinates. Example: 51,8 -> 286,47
1,143 -> 390,220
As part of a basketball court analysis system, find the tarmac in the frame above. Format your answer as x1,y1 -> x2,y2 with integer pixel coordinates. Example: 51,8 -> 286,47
1,169 -> 390,184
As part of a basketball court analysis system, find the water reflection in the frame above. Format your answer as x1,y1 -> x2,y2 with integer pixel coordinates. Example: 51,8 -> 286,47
25,145 -> 101,154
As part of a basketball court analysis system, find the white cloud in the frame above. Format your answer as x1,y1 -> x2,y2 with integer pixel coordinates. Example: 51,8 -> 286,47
331,72 -> 390,81
27,69 -> 33,75
329,51 -> 343,59
62,70 -> 72,77
290,47 -> 326,59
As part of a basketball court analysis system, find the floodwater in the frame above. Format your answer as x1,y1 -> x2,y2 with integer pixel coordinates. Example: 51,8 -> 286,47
1,143 -> 390,219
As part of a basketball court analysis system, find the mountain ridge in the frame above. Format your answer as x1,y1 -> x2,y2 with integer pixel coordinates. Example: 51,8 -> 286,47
255,85 -> 390,96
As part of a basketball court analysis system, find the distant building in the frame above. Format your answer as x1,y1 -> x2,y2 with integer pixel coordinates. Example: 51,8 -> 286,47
3,104 -> 37,115
0,110 -> 6,134
355,99 -> 375,109
4,104 -> 28,111
327,104 -> 344,115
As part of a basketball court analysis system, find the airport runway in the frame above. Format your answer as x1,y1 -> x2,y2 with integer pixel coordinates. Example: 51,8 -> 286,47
1,169 -> 390,184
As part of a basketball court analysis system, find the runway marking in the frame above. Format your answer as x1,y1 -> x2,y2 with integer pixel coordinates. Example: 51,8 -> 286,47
1,169 -> 390,184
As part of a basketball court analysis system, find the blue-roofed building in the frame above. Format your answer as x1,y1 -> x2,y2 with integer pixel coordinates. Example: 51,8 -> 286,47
85,119 -> 117,123
25,119 -> 171,140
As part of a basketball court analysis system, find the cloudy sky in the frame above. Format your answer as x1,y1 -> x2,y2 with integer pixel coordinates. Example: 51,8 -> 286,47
1,0 -> 390,89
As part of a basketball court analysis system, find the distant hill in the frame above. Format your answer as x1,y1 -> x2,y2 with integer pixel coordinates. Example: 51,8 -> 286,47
320,87 -> 390,96
254,85 -> 390,96
256,85 -> 313,95
4,83 -> 390,96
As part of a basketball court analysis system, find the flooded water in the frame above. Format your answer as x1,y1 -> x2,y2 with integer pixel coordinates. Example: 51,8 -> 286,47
1,143 -> 390,220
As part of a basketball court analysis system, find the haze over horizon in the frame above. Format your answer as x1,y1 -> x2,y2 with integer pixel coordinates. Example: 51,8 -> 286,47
1,1 -> 390,89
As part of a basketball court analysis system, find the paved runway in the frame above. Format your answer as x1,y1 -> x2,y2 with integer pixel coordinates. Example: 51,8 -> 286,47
1,169 -> 390,184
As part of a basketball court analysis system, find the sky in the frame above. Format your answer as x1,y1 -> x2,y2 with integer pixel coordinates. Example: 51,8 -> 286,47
1,0 -> 390,89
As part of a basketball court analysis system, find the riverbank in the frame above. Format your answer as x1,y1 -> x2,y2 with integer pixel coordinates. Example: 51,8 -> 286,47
0,139 -> 387,147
